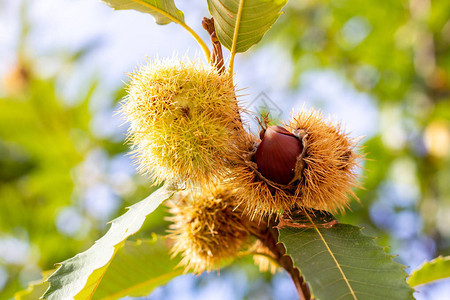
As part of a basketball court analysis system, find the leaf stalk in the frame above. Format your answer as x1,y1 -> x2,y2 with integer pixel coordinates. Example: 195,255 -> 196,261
129,0 -> 211,63
247,219 -> 312,300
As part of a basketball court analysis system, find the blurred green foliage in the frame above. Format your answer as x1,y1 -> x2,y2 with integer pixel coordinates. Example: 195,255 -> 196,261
0,57 -> 119,299
0,3 -> 168,299
0,0 -> 449,299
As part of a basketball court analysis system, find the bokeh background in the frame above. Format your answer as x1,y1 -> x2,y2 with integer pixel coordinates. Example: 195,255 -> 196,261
1,0 -> 449,299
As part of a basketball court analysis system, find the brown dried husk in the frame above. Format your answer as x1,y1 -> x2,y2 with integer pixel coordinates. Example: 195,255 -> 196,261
251,240 -> 280,274
229,108 -> 362,220
290,109 -> 361,213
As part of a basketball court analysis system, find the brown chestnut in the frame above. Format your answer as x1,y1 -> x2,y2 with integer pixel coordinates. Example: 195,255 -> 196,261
254,126 -> 303,185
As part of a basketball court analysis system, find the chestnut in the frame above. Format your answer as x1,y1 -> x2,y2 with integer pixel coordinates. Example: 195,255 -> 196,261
254,126 -> 303,185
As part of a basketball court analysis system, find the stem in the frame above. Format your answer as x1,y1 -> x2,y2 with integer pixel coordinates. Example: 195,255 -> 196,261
269,224 -> 310,300
202,17 -> 244,131
228,0 -> 245,76
248,220 -> 311,300
179,22 -> 211,64
202,17 -> 225,73
131,0 -> 211,63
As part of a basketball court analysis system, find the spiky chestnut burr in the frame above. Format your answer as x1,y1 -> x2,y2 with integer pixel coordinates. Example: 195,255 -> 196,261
230,108 -> 361,219
121,57 -> 241,185
251,239 -> 280,274
166,186 -> 250,274
289,109 -> 361,212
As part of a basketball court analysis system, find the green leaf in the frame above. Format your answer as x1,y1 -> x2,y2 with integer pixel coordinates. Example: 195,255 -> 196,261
93,238 -> 183,299
101,0 -> 184,25
207,0 -> 288,53
14,271 -> 53,300
278,213 -> 414,300
42,186 -> 174,300
408,256 -> 450,287
17,237 -> 183,300
100,0 -> 211,61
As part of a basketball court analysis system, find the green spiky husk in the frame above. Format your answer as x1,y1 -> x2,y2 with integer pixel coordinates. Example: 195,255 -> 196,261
122,57 -> 241,184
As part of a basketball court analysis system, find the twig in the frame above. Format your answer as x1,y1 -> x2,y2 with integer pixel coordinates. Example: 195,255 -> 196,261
202,17 -> 245,132
202,17 -> 225,73
247,219 -> 312,300
276,216 -> 339,230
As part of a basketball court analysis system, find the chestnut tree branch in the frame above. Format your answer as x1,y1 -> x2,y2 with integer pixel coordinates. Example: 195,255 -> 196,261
248,219 -> 312,300
202,17 -> 225,73
201,17 -> 245,131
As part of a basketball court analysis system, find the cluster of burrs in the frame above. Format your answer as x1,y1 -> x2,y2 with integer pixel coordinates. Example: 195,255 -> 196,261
122,57 -> 361,273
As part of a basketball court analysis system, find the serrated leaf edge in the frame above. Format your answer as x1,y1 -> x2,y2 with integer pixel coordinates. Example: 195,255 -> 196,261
41,186 -> 174,300
407,255 -> 450,287
99,237 -> 184,300
279,218 -> 414,300
14,270 -> 52,300
120,0 -> 183,24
